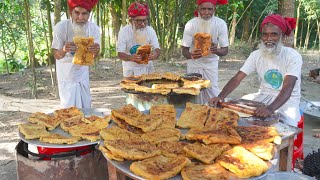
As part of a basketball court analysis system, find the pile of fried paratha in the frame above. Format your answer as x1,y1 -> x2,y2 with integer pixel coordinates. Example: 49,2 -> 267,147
99,103 -> 282,179
19,107 -> 110,144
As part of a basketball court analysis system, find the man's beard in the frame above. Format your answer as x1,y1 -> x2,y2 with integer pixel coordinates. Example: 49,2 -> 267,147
133,25 -> 147,45
72,21 -> 88,37
197,16 -> 213,33
258,38 -> 283,58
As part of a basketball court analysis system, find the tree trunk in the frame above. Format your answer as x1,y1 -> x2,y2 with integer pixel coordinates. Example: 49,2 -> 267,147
121,0 -> 127,26
24,0 -> 37,98
278,0 -> 294,17
303,19 -> 311,51
54,0 -> 61,25
278,0 -> 295,47
241,14 -> 250,41
109,5 -> 120,42
294,0 -> 301,48
299,20 -> 304,48
45,0 -> 57,96
229,11 -> 237,45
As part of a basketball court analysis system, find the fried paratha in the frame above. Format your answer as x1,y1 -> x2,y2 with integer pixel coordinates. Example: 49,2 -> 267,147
186,126 -> 242,145
28,112 -> 63,131
204,108 -> 239,128
240,141 -> 275,160
176,102 -> 210,129
100,126 -> 142,141
161,72 -> 181,81
194,32 -> 212,57
39,133 -> 81,144
141,128 -> 181,145
19,123 -> 50,140
183,142 -> 230,164
181,163 -> 232,180
150,104 -> 176,129
73,36 -> 94,66
53,106 -> 83,120
104,139 -> 161,160
111,115 -> 144,134
217,146 -> 268,178
235,126 -> 281,144
130,155 -> 191,179
172,87 -> 200,96
99,145 -> 124,161
157,141 -> 189,158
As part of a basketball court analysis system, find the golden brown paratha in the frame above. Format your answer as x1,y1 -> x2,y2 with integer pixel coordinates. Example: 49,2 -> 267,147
18,123 -> 50,140
183,142 -> 230,164
130,155 -> 191,179
157,141 -> 189,158
73,36 -> 94,65
39,134 -> 81,144
172,87 -> 200,96
235,126 -> 281,144
176,102 -> 209,129
28,112 -> 63,131
150,104 -> 176,129
104,139 -> 161,160
100,126 -> 142,141
181,163 -> 233,180
240,141 -> 275,160
141,128 -> 181,145
99,145 -> 124,161
217,146 -> 268,178
204,108 -> 239,128
185,126 -> 242,145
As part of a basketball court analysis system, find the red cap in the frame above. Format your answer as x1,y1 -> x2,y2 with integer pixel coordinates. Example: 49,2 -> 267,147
128,2 -> 149,17
68,0 -> 98,11
195,0 -> 228,16
260,14 -> 297,35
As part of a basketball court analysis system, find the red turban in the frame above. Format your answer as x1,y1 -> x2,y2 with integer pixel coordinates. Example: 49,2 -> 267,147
195,0 -> 228,16
260,14 -> 297,36
128,2 -> 149,17
68,0 -> 98,11
197,0 -> 228,5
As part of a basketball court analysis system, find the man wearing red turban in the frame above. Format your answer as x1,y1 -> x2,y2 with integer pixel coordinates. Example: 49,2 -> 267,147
209,14 -> 302,127
181,0 -> 229,104
51,0 -> 100,108
117,2 -> 161,77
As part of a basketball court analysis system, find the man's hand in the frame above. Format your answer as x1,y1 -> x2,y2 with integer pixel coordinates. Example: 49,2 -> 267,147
208,97 -> 224,107
254,106 -> 274,118
130,54 -> 143,63
63,42 -> 77,53
191,48 -> 202,59
149,52 -> 158,60
88,43 -> 100,56
210,43 -> 218,54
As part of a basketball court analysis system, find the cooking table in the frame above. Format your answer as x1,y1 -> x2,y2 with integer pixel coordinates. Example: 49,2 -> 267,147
105,108 -> 301,180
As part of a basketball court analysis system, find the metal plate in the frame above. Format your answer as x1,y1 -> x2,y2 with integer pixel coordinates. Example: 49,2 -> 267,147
19,108 -> 109,148
101,108 -> 279,180
301,101 -> 320,118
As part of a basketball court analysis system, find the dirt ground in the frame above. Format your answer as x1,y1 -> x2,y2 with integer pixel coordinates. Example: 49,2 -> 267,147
0,47 -> 319,180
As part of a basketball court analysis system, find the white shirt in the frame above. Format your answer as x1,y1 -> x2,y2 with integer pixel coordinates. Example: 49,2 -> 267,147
51,19 -> 101,83
240,46 -> 302,99
117,24 -> 160,69
182,16 -> 229,66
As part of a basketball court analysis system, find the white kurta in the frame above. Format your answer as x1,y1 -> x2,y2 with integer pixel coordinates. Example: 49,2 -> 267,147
182,17 -> 229,104
51,19 -> 101,109
117,24 -> 160,77
240,46 -> 303,127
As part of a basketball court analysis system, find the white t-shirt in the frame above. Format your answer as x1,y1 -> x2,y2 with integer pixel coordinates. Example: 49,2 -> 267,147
182,16 -> 229,66
51,19 -> 101,83
240,46 -> 302,98
117,24 -> 160,69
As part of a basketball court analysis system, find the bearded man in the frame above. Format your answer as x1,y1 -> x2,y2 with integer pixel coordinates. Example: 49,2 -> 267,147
117,2 -> 161,77
209,14 -> 302,127
52,0 -> 100,108
181,0 -> 229,104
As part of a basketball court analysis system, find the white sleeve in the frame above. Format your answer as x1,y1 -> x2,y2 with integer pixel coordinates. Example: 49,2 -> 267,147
181,21 -> 194,47
116,27 -> 127,53
285,51 -> 303,78
91,24 -> 101,45
51,23 -> 65,50
149,27 -> 160,49
240,51 -> 257,75
218,21 -> 229,47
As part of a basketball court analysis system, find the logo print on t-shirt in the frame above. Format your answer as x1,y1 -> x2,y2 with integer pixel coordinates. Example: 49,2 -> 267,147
264,69 -> 283,89
129,44 -> 141,55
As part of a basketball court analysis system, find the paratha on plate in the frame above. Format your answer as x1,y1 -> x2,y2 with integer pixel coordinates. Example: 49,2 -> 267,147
130,155 -> 191,180
19,123 -> 50,140
176,102 -> 209,129
39,133 -> 81,144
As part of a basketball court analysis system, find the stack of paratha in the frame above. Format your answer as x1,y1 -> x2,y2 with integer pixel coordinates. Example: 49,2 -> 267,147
99,103 -> 282,179
19,106 -> 110,144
